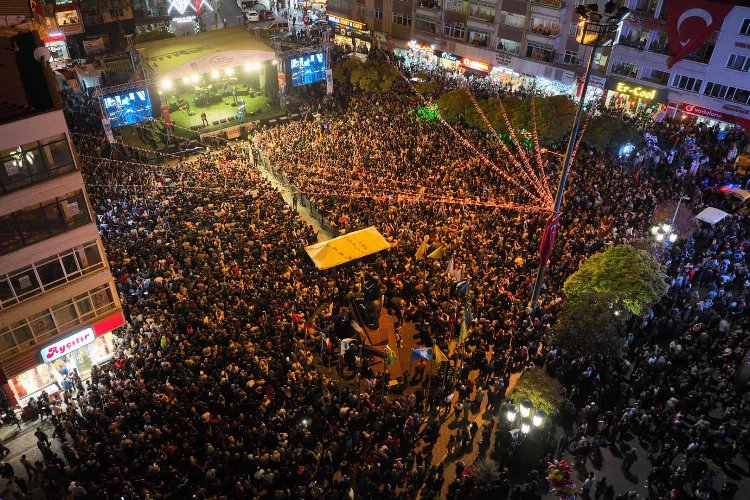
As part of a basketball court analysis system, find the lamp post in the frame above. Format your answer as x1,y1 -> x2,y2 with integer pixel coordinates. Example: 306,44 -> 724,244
505,397 -> 546,442
529,1 -> 630,312
651,195 -> 689,245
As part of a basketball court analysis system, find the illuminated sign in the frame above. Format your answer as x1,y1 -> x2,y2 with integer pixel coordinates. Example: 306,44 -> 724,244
44,32 -> 65,42
167,0 -> 212,15
461,57 -> 490,73
173,15 -> 196,23
408,40 -> 434,53
40,327 -> 95,363
435,50 -> 459,62
326,14 -> 367,31
605,78 -> 666,103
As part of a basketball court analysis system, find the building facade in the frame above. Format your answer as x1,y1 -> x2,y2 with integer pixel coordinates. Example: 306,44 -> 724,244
606,0 -> 750,128
324,0 -> 613,95
0,31 -> 124,406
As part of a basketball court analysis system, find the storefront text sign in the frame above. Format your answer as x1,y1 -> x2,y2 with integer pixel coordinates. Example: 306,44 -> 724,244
40,327 -> 95,363
604,78 -> 666,103
435,50 -> 460,62
325,15 -> 366,31
461,57 -> 490,73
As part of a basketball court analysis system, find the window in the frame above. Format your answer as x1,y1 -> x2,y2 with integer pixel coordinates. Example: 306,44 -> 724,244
740,18 -> 750,36
468,29 -> 490,47
530,17 -> 560,37
727,54 -> 750,72
497,38 -> 520,54
443,23 -> 466,39
374,8 -> 382,19
629,0 -> 657,15
109,8 -> 124,17
647,32 -> 669,54
393,12 -> 411,26
0,133 -> 75,194
415,14 -> 437,33
619,27 -> 648,49
469,1 -> 496,22
685,41 -> 714,64
563,50 -> 578,64
641,67 -> 669,85
500,11 -> 524,28
610,61 -> 639,78
526,42 -> 553,62
569,23 -> 578,36
703,82 -> 750,105
594,51 -> 608,66
671,74 -> 703,93
445,0 -> 468,14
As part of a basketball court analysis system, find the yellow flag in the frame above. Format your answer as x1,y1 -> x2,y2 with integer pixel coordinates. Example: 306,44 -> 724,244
433,345 -> 449,363
427,246 -> 446,260
415,240 -> 428,259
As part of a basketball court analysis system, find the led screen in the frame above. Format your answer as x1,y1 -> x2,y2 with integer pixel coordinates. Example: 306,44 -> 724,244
289,52 -> 326,87
102,88 -> 153,128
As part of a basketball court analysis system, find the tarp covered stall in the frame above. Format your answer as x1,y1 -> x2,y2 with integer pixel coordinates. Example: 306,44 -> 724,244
695,207 -> 729,225
305,226 -> 391,270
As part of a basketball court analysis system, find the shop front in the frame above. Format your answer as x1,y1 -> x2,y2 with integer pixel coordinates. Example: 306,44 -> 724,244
1,312 -> 124,406
394,40 -> 438,69
43,32 -> 70,65
326,15 -> 371,52
434,50 -> 461,72
460,56 -> 491,75
604,77 -> 667,115
667,101 -> 750,130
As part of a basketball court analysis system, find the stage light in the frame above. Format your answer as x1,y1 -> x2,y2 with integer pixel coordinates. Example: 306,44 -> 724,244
160,79 -> 173,90
211,70 -> 220,79
191,74 -> 199,83
182,76 -> 190,85
244,62 -> 260,72
225,67 -> 235,76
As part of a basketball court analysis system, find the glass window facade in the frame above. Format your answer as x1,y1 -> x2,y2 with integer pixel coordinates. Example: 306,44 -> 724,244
0,134 -> 76,194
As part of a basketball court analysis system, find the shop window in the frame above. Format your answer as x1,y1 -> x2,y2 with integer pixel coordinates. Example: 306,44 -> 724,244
393,12 -> 411,26
497,38 -> 520,55
741,19 -> 750,36
500,11 -> 525,28
671,74 -> 703,93
727,54 -> 750,72
443,23 -> 466,40
415,14 -> 437,33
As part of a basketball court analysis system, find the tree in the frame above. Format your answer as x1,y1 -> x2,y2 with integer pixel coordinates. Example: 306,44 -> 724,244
535,95 -> 577,144
135,29 -> 176,44
350,60 -> 399,93
473,458 -> 502,493
583,114 -> 641,150
436,89 -> 472,123
563,244 -> 668,316
550,293 -> 625,357
333,56 -> 361,85
510,368 -> 563,415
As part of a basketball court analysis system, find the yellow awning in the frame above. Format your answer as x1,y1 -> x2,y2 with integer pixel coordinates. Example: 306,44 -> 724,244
305,227 -> 391,270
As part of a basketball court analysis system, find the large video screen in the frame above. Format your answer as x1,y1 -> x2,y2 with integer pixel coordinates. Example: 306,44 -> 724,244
289,52 -> 326,87
102,88 -> 153,128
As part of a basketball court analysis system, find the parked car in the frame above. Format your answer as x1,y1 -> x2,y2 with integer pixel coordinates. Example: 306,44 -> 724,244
245,9 -> 260,21
261,20 -> 289,36
258,9 -> 275,20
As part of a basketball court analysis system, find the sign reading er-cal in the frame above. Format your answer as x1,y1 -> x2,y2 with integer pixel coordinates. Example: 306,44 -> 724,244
40,327 -> 95,363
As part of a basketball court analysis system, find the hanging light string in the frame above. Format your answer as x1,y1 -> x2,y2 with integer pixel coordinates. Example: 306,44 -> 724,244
463,87 -> 552,206
530,98 -> 551,195
401,74 -> 549,207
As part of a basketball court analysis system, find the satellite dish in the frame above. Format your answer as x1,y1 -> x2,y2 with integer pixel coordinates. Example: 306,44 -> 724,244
34,46 -> 52,63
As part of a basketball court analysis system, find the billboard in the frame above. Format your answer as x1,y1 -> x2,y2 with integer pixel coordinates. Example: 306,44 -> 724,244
289,52 -> 326,87
103,88 -> 154,128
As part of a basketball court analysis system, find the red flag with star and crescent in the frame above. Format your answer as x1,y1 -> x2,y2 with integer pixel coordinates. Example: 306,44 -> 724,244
666,0 -> 738,68
539,212 -> 561,267
29,0 -> 47,22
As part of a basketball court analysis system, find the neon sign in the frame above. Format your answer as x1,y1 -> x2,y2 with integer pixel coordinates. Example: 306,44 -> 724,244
615,82 -> 656,100
168,0 -> 212,15
461,57 -> 490,73
325,14 -> 366,31
40,328 -> 95,363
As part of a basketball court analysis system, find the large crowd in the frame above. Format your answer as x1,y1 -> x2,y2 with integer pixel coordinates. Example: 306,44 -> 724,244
1,68 -> 749,500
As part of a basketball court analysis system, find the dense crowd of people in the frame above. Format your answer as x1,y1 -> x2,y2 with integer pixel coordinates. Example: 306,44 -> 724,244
1,66 -> 749,500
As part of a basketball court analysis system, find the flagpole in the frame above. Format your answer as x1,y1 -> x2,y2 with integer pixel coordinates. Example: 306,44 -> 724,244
356,339 -> 364,409
424,339 -> 436,412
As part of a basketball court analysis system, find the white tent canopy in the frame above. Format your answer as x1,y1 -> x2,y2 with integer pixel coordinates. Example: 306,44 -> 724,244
695,207 -> 729,225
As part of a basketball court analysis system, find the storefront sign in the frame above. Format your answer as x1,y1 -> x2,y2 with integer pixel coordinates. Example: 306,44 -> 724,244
723,104 -> 750,116
173,15 -> 197,23
43,32 -> 65,43
326,15 -> 366,31
671,100 -> 750,128
40,327 -> 95,363
435,50 -> 460,62
461,57 -> 490,73
495,53 -> 512,68
408,40 -> 433,53
605,78 -> 666,103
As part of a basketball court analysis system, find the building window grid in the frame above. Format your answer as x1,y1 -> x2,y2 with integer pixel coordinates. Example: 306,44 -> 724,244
0,190 -> 92,256
374,8 -> 382,19
0,241 -> 105,310
500,11 -> 525,29
671,74 -> 703,93
497,38 -> 520,54
0,134 -> 76,195
740,18 -> 750,36
468,2 -> 496,22
703,82 -> 750,105
530,17 -> 560,37
444,23 -> 467,40
0,283 -> 117,359
444,0 -> 468,15
415,14 -> 437,33
393,12 -> 412,26
469,29 -> 490,47
727,54 -> 750,72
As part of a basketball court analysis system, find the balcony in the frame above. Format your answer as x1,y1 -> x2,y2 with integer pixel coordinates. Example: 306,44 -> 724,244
610,64 -> 638,79
417,0 -> 440,9
527,26 -> 561,48
646,42 -> 669,56
530,0 -> 565,19
618,38 -> 646,50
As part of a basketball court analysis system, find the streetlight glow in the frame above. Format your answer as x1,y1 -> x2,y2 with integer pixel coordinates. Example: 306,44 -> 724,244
520,420 -> 531,434
520,398 -> 532,418
211,70 -> 220,79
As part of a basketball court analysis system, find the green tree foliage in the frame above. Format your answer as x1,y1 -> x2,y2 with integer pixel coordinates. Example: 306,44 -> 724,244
583,113 -> 641,150
563,244 -> 668,316
436,88 -> 471,123
333,57 -> 361,85
473,459 -> 502,493
350,60 -> 399,93
510,368 -> 563,415
135,29 -> 176,44
551,293 -> 625,357
535,95 -> 577,144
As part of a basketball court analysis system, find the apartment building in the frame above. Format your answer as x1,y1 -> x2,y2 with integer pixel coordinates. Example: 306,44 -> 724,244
325,0 -> 613,95
606,0 -> 750,128
0,31 -> 124,406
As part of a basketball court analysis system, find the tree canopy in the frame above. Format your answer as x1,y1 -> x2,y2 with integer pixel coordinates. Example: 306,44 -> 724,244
333,58 -> 399,93
510,368 -> 563,415
563,244 -> 668,316
550,293 -> 625,358
584,113 -> 641,150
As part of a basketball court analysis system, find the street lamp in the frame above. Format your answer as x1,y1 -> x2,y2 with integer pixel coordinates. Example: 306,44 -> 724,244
519,397 -> 533,418
651,196 -> 689,245
506,403 -> 517,422
505,398 -> 545,433
529,1 -> 630,312
533,409 -> 547,427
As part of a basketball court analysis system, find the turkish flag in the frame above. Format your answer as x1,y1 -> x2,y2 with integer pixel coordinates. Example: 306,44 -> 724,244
29,0 -> 46,21
666,0 -> 735,68
539,212 -> 561,267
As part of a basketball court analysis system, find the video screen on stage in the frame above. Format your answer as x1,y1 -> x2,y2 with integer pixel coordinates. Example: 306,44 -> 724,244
289,52 -> 326,87
102,88 -> 153,128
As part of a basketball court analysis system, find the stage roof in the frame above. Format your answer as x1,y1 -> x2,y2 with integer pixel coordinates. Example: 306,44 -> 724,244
305,227 -> 392,270
137,28 -> 276,80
